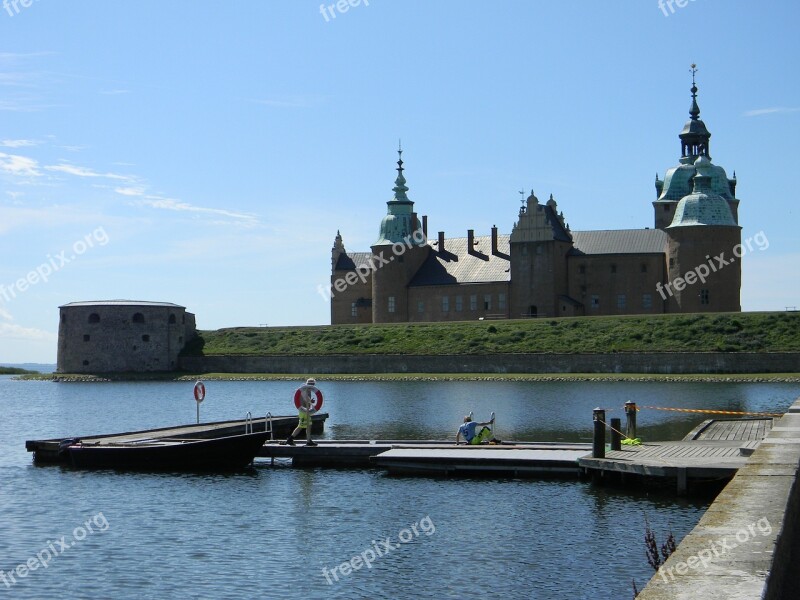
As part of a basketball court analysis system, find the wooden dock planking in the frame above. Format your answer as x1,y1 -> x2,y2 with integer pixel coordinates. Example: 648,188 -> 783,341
258,440 -> 592,471
579,418 -> 775,491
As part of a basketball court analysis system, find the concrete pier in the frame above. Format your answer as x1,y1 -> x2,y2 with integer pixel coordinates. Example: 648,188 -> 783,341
636,398 -> 800,599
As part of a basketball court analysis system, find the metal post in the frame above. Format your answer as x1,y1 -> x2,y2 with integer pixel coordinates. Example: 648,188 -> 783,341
625,401 -> 637,440
196,403 -> 200,425
610,417 -> 622,451
593,408 -> 606,459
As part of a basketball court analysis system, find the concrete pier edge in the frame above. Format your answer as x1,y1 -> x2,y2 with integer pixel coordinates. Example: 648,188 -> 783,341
637,396 -> 800,599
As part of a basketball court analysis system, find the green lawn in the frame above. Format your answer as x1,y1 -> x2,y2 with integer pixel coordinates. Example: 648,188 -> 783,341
182,311 -> 800,356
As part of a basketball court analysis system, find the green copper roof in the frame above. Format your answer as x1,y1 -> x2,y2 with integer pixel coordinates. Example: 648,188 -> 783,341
668,156 -> 738,228
374,148 -> 426,246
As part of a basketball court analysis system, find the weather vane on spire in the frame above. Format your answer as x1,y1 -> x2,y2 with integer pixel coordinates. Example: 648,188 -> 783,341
690,63 -> 698,85
519,188 -> 525,206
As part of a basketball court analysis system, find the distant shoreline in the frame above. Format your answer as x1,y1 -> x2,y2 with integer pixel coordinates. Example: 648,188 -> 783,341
18,372 -> 800,383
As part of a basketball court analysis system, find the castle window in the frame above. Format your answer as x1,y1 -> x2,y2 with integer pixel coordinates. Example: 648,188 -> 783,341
388,296 -> 396,313
610,264 -> 617,274
700,289 -> 710,305
61,314 -> 66,323
470,295 -> 477,311
642,294 -> 653,309
617,294 -> 626,310
591,295 -> 600,310
169,314 -> 177,324
182,315 -> 186,324
498,293 -> 506,311
88,313 -> 100,324
641,264 -> 648,273
536,245 -> 543,255
82,360 -> 89,366
417,301 -> 425,313
133,313 -> 145,324
142,335 -> 150,342
580,285 -> 587,293
455,296 -> 463,312
579,265 -> 586,274
83,334 -> 90,342
483,295 -> 492,311
669,257 -> 675,267
441,296 -> 449,312
351,303 -> 358,318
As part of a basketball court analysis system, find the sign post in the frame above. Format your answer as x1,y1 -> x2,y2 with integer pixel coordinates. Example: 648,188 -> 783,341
193,381 -> 206,424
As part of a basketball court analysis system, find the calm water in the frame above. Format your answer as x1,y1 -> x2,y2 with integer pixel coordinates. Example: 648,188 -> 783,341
0,377 -> 797,599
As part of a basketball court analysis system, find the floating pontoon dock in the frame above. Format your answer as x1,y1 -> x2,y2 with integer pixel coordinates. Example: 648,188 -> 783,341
26,413 -> 328,464
578,417 -> 773,493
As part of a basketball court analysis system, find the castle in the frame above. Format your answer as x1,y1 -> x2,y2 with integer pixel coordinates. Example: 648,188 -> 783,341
330,75 -> 742,324
57,300 -> 196,373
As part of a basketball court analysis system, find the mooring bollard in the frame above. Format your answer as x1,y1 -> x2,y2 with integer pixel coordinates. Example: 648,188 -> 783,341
593,408 -> 606,459
625,401 -> 637,440
610,417 -> 622,451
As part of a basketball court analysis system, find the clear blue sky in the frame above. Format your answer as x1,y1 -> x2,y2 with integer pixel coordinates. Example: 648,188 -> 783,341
1,0 -> 798,363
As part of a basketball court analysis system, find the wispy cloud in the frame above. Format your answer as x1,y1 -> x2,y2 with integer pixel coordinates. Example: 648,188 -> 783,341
743,107 -> 800,117
0,322 -> 57,342
115,185 -> 258,224
114,186 -> 147,197
0,152 -> 41,177
45,163 -> 133,181
139,196 -> 258,223
1,139 -> 38,148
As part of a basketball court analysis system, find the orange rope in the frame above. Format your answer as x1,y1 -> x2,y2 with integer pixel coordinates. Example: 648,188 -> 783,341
636,406 -> 783,417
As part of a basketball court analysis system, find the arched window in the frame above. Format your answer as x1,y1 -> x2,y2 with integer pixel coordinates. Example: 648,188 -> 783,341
132,313 -> 145,324
168,314 -> 177,324
88,313 -> 100,324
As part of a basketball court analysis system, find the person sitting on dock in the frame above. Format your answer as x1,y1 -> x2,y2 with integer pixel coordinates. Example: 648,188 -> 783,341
456,415 -> 498,445
284,378 -> 320,447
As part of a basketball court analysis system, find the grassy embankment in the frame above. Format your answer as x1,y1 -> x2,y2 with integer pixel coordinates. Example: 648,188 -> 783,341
183,312 -> 800,356
0,367 -> 36,375
28,313 -> 800,381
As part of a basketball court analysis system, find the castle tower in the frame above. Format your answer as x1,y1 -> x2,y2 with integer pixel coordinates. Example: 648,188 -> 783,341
509,191 -> 573,318
664,155 -> 741,312
370,147 -> 429,322
654,66 -> 739,229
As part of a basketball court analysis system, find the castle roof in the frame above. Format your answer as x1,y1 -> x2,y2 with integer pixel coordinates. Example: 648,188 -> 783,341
410,234 -> 511,286
333,251 -> 373,272
570,229 -> 668,255
60,300 -> 186,308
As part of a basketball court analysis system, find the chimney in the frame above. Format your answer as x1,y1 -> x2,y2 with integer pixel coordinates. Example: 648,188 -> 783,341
422,215 -> 428,239
437,231 -> 445,252
467,229 -> 475,254
491,225 -> 498,255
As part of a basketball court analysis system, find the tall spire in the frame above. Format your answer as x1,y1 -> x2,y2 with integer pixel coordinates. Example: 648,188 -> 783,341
391,141 -> 410,203
689,63 -> 701,121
